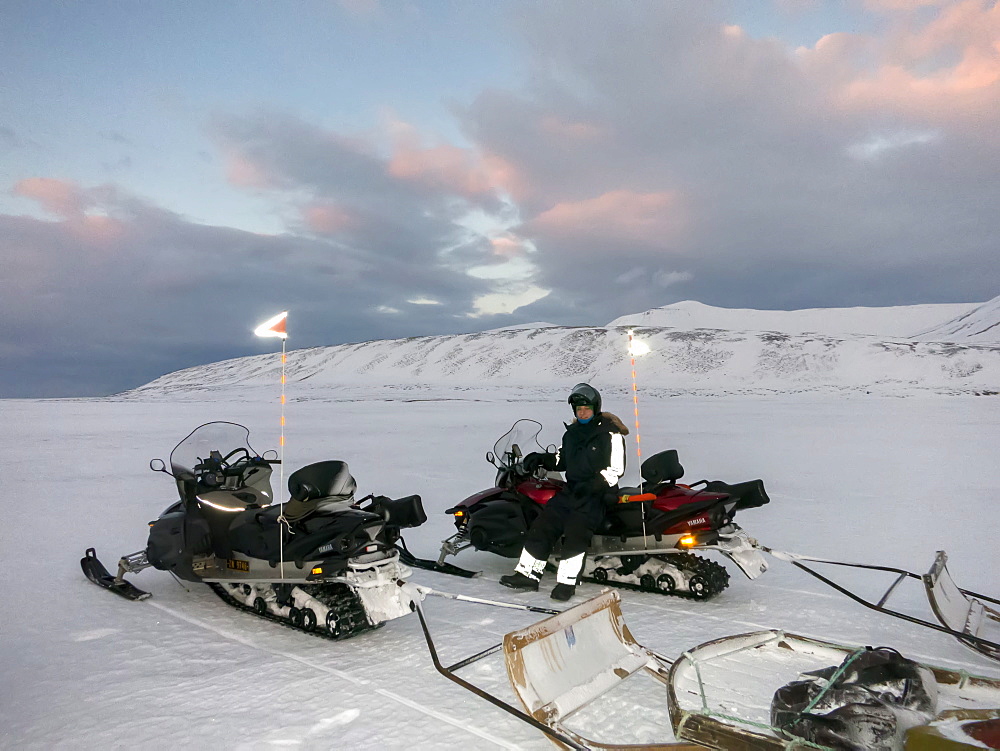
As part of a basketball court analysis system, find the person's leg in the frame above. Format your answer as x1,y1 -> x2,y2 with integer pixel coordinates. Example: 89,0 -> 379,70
501,497 -> 570,590
550,506 -> 601,600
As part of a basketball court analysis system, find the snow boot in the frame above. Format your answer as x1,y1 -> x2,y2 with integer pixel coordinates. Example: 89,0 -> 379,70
500,572 -> 540,591
550,583 -> 576,601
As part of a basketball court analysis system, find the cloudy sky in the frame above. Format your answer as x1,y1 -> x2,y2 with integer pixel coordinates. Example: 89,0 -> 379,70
2,0 -> 998,397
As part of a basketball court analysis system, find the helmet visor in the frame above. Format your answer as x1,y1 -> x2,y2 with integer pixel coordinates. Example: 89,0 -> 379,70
569,394 -> 594,409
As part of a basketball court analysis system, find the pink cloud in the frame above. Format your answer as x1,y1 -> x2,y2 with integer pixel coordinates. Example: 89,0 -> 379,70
803,1 -> 1000,116
13,178 -> 87,218
11,178 -> 131,252
388,142 -> 495,197
530,190 -> 684,244
302,203 -> 355,235
224,152 -> 275,189
490,235 -> 527,258
385,118 -> 502,198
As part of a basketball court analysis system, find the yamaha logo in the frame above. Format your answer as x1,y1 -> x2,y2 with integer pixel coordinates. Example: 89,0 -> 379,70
687,517 -> 707,526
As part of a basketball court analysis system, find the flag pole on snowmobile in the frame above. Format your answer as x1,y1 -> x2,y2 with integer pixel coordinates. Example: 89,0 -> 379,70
626,329 -> 650,492
254,310 -> 289,577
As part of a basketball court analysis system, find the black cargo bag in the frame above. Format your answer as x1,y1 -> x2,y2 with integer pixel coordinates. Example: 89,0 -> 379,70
771,646 -> 938,751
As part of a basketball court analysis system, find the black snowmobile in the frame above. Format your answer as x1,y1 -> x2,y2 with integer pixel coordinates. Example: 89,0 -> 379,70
82,421 -> 427,639
436,419 -> 771,600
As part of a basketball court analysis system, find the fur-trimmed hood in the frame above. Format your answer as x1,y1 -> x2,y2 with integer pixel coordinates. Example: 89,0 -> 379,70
570,411 -> 629,436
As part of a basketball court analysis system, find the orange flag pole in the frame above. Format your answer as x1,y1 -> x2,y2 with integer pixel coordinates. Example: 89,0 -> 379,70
254,311 -> 289,577
626,329 -> 650,492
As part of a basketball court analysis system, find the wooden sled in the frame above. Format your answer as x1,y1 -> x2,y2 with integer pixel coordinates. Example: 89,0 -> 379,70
668,629 -> 1000,750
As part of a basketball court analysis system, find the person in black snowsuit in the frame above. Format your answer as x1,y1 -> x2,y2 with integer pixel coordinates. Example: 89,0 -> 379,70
499,383 -> 628,601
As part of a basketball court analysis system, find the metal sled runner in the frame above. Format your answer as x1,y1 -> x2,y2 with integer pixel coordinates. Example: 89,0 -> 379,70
416,589 -> 701,749
765,548 -> 1000,664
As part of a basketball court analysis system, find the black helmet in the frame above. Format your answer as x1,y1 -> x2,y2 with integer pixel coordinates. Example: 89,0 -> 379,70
568,383 -> 601,414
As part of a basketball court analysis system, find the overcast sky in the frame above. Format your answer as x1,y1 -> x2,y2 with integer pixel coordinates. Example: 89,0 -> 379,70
2,0 -> 998,397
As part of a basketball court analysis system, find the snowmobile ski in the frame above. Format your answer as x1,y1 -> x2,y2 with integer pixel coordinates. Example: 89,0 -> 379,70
81,548 -> 150,601
396,539 -> 479,578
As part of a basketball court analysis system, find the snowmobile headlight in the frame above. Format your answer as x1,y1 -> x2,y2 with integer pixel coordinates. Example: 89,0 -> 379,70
678,535 -> 696,547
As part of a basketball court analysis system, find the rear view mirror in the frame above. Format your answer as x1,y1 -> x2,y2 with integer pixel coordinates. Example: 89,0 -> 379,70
149,458 -> 167,473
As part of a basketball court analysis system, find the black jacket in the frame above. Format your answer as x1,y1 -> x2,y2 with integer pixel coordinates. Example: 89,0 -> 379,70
554,413 -> 627,492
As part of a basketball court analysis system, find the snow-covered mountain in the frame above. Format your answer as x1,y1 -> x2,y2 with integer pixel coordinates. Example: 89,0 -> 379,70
912,296 -> 1000,343
133,297 -> 1000,397
607,299 -> 982,338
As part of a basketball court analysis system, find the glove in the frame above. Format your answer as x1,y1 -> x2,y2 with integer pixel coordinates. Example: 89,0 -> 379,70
523,452 -> 556,473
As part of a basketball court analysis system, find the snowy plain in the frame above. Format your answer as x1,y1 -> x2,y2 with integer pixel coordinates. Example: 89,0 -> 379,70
2,384 -> 999,750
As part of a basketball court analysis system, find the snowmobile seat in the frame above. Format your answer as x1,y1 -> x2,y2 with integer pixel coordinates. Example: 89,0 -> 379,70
640,450 -> 684,486
284,461 -> 357,521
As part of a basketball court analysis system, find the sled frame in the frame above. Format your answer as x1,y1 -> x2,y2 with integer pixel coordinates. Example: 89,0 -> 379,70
502,590 -> 701,750
667,629 -> 1000,751
771,548 -> 1000,663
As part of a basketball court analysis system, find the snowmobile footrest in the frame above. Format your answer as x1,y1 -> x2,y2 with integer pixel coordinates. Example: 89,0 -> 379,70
81,548 -> 151,601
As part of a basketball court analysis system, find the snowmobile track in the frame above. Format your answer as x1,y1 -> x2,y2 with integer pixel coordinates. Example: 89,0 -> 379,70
208,582 -> 383,641
583,552 -> 731,600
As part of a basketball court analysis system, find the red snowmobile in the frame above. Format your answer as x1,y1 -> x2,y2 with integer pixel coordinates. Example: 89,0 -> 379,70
435,419 -> 771,600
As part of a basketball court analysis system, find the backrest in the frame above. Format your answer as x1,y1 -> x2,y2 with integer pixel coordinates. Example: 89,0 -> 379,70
288,460 -> 357,502
640,449 -> 684,486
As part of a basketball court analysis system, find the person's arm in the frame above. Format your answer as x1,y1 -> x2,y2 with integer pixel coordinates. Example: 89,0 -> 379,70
553,438 -> 566,472
599,431 -> 626,486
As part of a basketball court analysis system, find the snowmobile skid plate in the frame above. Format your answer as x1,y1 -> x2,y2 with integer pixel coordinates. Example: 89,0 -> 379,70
668,629 -> 1000,750
80,548 -> 150,601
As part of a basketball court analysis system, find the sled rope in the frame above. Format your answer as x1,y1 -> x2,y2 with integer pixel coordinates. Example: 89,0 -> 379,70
795,647 -> 867,719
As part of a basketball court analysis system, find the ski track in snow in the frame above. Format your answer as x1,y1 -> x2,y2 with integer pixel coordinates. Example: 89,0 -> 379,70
2,391 -> 998,749
145,599 -> 519,748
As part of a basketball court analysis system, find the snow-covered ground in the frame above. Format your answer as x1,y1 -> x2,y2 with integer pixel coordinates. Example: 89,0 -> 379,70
2,387 -> 998,749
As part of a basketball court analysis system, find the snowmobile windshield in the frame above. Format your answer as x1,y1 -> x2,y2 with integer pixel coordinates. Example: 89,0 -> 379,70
169,421 -> 260,480
492,419 -> 546,469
